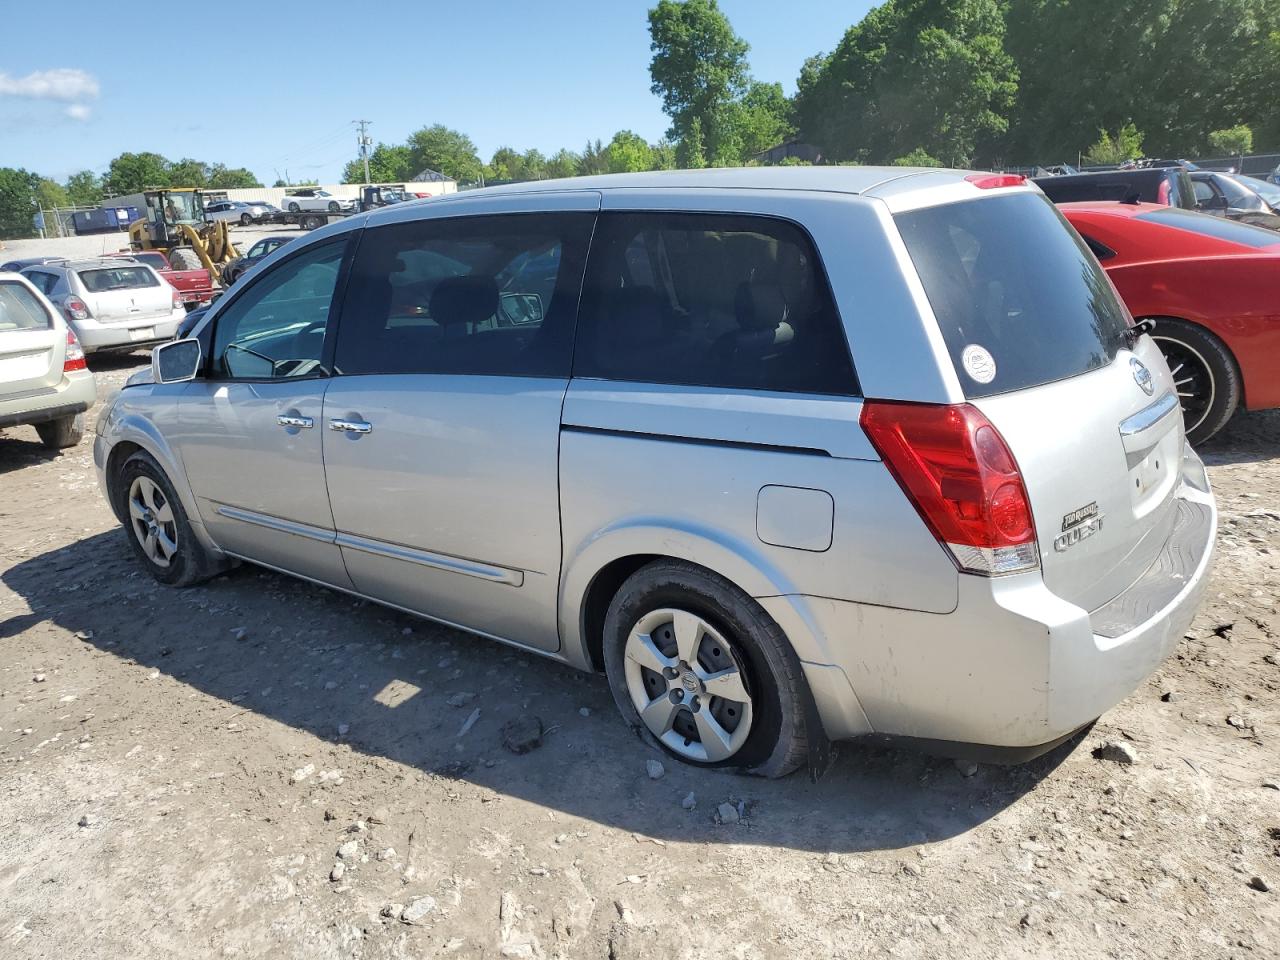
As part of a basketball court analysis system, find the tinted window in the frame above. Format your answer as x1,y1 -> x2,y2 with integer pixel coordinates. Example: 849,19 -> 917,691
23,271 -> 58,295
576,212 -> 857,395
1136,207 -> 1280,248
211,239 -> 345,379
132,252 -> 170,271
0,282 -> 51,330
896,193 -> 1129,399
334,213 -> 592,377
78,266 -> 158,291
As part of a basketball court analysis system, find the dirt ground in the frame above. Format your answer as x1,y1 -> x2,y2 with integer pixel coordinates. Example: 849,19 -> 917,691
2,353 -> 1278,960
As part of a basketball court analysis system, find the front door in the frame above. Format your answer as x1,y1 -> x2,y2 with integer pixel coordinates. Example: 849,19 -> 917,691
321,195 -> 598,650
177,236 -> 351,587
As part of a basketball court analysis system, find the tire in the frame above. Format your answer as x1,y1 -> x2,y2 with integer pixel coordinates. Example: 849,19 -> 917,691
35,414 -> 83,449
287,202 -> 301,213
327,201 -> 340,212
168,247 -> 202,271
114,451 -> 223,587
1148,318 -> 1241,445
602,559 -> 809,778
240,213 -> 251,225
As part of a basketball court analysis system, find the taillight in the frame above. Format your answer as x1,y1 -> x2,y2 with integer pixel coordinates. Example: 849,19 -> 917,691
66,296 -> 91,321
172,288 -> 183,310
965,173 -> 1027,190
63,329 -> 87,372
861,401 -> 1039,576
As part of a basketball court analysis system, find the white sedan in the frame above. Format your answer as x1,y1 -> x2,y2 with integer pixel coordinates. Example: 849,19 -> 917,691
281,189 -> 354,213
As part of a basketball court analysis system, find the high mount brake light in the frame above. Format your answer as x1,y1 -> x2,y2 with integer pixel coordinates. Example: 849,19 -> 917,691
861,401 -> 1040,576
63,329 -> 86,372
965,173 -> 1028,190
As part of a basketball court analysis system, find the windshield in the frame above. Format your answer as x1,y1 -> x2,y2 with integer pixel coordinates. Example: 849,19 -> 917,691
78,266 -> 160,291
896,192 -> 1130,399
1136,207 -> 1280,248
133,252 -> 169,270
1239,175 -> 1280,207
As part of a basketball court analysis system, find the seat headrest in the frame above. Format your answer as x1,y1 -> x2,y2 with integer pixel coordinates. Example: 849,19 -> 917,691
734,282 -> 787,332
430,276 -> 497,327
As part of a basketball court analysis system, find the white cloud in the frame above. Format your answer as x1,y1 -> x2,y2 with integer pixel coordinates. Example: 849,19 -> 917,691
0,68 -> 99,102
65,103 -> 91,121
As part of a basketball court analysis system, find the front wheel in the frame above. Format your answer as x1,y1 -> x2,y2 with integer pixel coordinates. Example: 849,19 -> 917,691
602,560 -> 810,778
35,413 -> 84,449
327,201 -> 340,212
287,202 -> 300,213
115,451 -> 223,586
240,213 -> 251,225
1148,318 -> 1241,445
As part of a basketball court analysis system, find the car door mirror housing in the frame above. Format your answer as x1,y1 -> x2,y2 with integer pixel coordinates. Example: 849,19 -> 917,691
153,338 -> 202,383
499,292 -> 544,325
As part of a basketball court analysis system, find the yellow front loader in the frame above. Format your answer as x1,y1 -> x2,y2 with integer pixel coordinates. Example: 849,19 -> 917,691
126,189 -> 239,282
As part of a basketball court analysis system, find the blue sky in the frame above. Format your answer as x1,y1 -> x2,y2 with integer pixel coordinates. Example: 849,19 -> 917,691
0,0 -> 873,185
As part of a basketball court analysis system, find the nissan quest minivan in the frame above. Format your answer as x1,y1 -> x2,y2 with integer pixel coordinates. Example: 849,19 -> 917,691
94,168 -> 1216,777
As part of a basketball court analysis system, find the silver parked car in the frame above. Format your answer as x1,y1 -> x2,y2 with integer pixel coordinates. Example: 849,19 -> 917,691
0,272 -> 96,447
93,168 -> 1216,776
21,259 -> 186,354
205,199 -> 275,225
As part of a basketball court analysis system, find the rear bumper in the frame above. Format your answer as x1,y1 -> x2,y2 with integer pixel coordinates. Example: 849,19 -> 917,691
73,311 -> 184,353
0,370 -> 96,429
765,448 -> 1216,754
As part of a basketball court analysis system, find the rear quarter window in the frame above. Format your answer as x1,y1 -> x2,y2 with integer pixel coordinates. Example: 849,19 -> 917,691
0,282 -> 52,331
78,266 -> 160,291
896,192 -> 1130,398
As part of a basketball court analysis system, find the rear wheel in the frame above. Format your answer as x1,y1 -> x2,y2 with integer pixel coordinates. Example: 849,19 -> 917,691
168,247 -> 202,271
326,201 -> 340,212
287,201 -> 301,213
35,414 -> 84,449
602,560 -> 809,778
115,451 -> 223,586
1148,318 -> 1241,445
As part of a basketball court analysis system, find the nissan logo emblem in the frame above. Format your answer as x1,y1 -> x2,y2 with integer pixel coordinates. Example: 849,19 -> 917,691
1130,358 -> 1154,396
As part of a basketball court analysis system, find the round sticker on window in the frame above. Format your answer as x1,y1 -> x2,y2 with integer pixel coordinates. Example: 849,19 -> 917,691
961,344 -> 996,384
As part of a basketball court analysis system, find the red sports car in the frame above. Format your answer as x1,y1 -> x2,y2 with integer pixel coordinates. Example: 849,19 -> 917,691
1060,201 -> 1280,444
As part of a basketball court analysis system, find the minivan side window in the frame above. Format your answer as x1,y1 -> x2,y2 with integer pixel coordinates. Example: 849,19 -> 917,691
575,212 -> 858,395
0,281 -> 52,330
210,238 -> 346,380
334,213 -> 593,377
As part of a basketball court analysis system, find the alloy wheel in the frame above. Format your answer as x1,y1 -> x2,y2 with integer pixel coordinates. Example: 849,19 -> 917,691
1152,335 -> 1215,437
623,608 -> 753,763
127,476 -> 177,568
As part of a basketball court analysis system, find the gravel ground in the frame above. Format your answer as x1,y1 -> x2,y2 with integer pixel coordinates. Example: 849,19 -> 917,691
1,355 -> 1278,959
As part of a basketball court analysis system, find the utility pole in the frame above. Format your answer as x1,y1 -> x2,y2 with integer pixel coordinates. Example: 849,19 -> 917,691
354,120 -> 372,184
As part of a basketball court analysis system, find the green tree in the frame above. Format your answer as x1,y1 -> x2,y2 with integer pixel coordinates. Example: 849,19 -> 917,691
104,152 -> 170,195
1082,123 -> 1144,166
578,139 -> 609,175
606,130 -> 655,173
649,0 -> 749,164
36,178 -> 69,211
650,139 -> 678,170
892,147 -> 942,166
207,165 -> 261,188
167,158 -> 209,187
405,125 -> 483,183
1208,124 -> 1253,158
64,170 -> 102,206
0,167 -> 41,239
1004,0 -> 1280,162
487,146 -> 523,180
732,80 -> 795,159
679,116 -> 708,168
546,148 -> 580,179
521,149 -> 548,180
795,0 -> 1017,167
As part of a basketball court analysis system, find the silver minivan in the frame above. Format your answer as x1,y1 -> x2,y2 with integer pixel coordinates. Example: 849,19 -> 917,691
94,168 -> 1216,777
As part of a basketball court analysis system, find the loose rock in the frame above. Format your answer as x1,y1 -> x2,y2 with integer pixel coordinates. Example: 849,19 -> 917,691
337,840 -> 359,860
380,902 -> 404,920
457,708 -> 481,738
33,673 -> 45,683
1249,876 -> 1271,893
716,802 -> 739,824
75,630 -> 93,641
501,716 -> 544,754
645,759 -> 665,780
578,707 -> 591,717
376,847 -> 396,862
77,814 -> 95,828
401,896 -> 437,923
1094,740 -> 1139,765
1161,691 -> 1180,703
329,862 -> 345,882
291,763 -> 316,783
230,627 -> 248,642
336,723 -> 350,737
447,691 -> 477,708
681,792 -> 697,811
954,759 -> 978,777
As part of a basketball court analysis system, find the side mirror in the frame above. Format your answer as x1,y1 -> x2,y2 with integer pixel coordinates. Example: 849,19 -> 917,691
152,338 -> 202,383
499,292 -> 544,325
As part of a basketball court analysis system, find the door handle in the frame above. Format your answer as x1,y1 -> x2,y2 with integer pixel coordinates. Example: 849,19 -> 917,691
276,414 -> 313,429
329,418 -> 372,434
